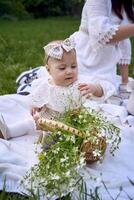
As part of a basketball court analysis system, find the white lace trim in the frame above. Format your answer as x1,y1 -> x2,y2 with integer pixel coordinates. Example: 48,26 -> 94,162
118,58 -> 131,65
93,25 -> 119,51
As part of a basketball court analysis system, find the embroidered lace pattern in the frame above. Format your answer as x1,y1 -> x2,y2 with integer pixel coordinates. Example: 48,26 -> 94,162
118,59 -> 131,65
95,26 -> 119,50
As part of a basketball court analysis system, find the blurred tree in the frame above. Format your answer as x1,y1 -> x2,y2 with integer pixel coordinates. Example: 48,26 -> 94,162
0,0 -> 28,19
22,0 -> 84,17
0,0 -> 84,19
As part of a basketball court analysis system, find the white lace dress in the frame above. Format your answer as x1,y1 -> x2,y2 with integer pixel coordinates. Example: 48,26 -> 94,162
0,74 -> 115,138
70,0 -> 131,89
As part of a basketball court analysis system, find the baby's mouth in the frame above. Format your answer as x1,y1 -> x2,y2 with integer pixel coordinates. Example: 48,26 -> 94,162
65,77 -> 73,80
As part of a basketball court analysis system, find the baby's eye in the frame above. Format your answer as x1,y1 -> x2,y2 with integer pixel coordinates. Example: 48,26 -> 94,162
59,67 -> 65,70
71,65 -> 77,68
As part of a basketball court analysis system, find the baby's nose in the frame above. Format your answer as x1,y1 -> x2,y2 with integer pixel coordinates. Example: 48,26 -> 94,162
66,67 -> 72,74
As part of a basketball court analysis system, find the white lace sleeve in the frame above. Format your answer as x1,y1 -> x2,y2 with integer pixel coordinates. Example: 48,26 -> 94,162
118,39 -> 131,65
91,79 -> 116,102
84,0 -> 119,50
29,79 -> 49,108
97,80 -> 116,100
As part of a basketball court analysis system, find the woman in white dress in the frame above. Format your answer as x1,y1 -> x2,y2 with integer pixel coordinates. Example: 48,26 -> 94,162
71,0 -> 134,90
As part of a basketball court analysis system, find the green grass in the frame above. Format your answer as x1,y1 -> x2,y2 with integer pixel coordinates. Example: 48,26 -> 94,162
0,191 -> 29,200
0,17 -> 80,94
0,191 -> 71,200
131,38 -> 134,72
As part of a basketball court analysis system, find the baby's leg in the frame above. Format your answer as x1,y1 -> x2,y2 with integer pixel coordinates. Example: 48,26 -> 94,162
0,117 -> 36,139
7,119 -> 36,138
0,94 -> 36,139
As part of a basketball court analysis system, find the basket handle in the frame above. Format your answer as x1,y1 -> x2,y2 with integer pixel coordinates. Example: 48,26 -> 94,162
38,118 -> 84,138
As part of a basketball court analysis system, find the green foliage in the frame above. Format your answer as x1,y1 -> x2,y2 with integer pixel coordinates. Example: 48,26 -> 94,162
0,0 -> 29,20
0,0 -> 84,19
22,0 -> 84,18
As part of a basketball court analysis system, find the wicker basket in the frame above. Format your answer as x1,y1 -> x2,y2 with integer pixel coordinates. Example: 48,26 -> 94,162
81,137 -> 107,164
38,118 -> 107,164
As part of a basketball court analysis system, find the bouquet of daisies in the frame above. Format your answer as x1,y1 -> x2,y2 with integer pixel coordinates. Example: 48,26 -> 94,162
23,106 -> 120,199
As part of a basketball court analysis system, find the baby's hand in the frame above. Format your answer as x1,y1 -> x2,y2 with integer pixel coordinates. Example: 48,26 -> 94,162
78,83 -> 96,98
31,107 -> 42,116
33,112 -> 40,130
31,107 -> 42,130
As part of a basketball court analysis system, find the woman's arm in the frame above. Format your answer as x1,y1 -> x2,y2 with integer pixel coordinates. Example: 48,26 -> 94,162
84,0 -> 134,48
118,64 -> 129,84
117,39 -> 131,84
109,24 -> 134,43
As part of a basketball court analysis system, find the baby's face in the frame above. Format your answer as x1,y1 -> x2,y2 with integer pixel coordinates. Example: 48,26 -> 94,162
48,50 -> 78,87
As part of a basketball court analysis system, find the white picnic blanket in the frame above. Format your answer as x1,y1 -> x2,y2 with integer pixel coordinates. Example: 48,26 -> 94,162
0,134 -> 38,193
0,102 -> 134,200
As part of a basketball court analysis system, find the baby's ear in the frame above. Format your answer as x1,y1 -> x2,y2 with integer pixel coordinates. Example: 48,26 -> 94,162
45,64 -> 50,72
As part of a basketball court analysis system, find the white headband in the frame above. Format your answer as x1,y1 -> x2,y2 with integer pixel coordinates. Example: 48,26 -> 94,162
43,38 -> 75,62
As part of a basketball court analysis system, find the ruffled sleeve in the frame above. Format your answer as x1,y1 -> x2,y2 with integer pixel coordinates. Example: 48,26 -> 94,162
78,75 -> 116,102
82,0 -> 119,50
90,78 -> 116,102
29,78 -> 49,108
95,79 -> 116,101
118,39 -> 131,65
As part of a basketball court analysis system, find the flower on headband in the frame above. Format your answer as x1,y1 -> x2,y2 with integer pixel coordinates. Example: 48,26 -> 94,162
43,38 -> 75,61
